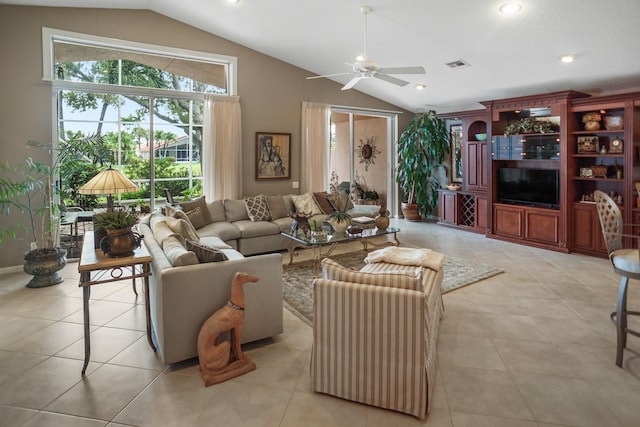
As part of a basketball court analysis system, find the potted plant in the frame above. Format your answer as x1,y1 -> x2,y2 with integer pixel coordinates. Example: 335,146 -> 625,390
94,210 -> 142,257
0,135 -> 103,287
328,171 -> 352,234
396,111 -> 449,220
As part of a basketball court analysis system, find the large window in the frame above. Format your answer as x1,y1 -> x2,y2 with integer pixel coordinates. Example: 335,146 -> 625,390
44,28 -> 237,209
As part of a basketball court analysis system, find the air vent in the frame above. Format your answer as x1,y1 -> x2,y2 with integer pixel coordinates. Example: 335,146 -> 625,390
445,59 -> 470,69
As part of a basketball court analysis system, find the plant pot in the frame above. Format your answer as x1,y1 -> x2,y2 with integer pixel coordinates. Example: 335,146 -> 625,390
401,202 -> 422,221
329,217 -> 351,235
100,227 -> 142,257
23,247 -> 67,288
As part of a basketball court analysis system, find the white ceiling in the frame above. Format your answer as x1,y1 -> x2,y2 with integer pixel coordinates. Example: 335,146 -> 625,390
5,0 -> 640,113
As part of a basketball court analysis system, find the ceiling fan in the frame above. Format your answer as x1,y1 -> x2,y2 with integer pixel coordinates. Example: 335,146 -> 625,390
307,5 -> 425,90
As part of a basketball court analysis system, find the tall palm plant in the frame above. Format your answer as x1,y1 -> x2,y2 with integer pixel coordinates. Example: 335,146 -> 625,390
396,111 -> 449,217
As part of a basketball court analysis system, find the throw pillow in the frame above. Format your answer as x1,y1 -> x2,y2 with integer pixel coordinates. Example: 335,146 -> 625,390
321,258 -> 422,291
313,191 -> 335,214
185,206 -> 207,229
291,192 -> 323,216
165,216 -> 200,242
163,235 -> 199,266
243,194 -> 272,222
267,195 -> 288,219
186,240 -> 229,263
180,196 -> 212,225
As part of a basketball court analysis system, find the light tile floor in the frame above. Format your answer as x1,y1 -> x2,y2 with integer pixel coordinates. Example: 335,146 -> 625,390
1,219 -> 640,426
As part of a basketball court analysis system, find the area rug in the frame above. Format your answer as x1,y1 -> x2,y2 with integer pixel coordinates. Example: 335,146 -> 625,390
282,250 -> 504,324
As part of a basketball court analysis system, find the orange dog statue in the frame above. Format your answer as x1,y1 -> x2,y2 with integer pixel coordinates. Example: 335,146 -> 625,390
197,272 -> 259,386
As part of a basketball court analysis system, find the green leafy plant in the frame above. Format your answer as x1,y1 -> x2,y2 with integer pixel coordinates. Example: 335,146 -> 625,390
396,111 -> 449,216
94,210 -> 139,230
0,134 -> 104,251
328,171 -> 352,222
504,117 -> 559,136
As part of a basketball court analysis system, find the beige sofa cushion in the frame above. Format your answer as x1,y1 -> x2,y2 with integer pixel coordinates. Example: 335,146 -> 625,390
151,215 -> 185,247
163,235 -> 198,266
165,216 -> 199,242
322,258 -> 422,291
180,196 -> 212,224
267,195 -> 288,219
224,199 -> 250,222
185,206 -> 208,229
207,199 -> 226,223
291,192 -> 323,216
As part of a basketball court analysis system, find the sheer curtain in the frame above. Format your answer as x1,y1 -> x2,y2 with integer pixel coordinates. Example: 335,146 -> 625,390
202,94 -> 242,201
301,102 -> 330,192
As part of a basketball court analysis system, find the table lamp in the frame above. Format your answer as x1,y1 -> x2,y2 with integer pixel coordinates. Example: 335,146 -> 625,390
78,166 -> 138,211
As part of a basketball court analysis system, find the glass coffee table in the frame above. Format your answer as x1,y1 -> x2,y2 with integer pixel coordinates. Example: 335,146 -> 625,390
281,227 -> 401,277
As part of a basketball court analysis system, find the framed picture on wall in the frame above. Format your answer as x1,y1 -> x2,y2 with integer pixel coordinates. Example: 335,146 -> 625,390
450,124 -> 463,183
256,132 -> 291,180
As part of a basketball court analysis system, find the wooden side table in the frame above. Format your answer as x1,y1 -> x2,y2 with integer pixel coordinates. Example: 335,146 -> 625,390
78,231 -> 156,375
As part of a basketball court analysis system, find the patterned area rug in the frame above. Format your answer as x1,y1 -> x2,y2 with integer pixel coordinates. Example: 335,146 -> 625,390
282,250 -> 503,324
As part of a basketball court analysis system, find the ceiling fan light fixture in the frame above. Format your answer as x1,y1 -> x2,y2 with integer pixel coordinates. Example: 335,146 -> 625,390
499,2 -> 521,14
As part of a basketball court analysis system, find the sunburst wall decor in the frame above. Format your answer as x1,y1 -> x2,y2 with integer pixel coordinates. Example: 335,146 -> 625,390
357,136 -> 381,171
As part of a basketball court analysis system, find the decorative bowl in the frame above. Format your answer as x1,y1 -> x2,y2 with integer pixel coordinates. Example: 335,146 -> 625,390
346,226 -> 363,235
475,133 -> 487,141
446,184 -> 462,191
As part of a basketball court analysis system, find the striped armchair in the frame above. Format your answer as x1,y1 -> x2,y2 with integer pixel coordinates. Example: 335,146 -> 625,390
311,257 -> 443,419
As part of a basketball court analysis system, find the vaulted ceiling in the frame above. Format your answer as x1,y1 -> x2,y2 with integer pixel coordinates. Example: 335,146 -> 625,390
5,0 -> 640,113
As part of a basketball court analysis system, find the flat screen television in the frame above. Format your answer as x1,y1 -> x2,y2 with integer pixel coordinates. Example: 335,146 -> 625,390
497,168 -> 559,209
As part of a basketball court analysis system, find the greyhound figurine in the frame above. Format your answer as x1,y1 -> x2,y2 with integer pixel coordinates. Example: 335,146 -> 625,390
197,272 -> 259,386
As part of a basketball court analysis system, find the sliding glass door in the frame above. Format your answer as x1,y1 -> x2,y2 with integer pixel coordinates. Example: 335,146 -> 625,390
330,108 -> 398,215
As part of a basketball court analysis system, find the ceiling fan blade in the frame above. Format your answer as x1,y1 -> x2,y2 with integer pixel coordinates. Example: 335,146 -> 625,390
342,76 -> 363,90
307,72 -> 353,80
374,73 -> 410,87
377,66 -> 425,75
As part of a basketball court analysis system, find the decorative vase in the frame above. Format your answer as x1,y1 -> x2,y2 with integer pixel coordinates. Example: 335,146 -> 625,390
375,215 -> 390,231
100,227 -> 142,257
23,247 -> 67,288
584,120 -> 601,131
401,202 -> 421,221
330,217 -> 350,235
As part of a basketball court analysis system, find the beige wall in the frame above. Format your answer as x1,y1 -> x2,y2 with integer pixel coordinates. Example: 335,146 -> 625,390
0,5 -> 411,269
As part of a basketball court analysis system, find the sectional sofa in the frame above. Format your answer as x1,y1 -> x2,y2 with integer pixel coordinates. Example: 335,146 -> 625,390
138,192 -> 380,364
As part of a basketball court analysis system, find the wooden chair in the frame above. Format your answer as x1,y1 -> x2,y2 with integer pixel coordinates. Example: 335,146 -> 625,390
594,190 -> 640,367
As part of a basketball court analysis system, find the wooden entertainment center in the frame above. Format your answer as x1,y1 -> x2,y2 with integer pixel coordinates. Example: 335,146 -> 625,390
438,90 -> 640,257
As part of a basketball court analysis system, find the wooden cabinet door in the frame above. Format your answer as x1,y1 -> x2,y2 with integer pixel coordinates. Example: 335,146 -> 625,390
493,205 -> 523,239
525,210 -> 559,244
438,191 -> 457,225
465,142 -> 479,189
476,195 -> 488,230
572,203 -> 607,254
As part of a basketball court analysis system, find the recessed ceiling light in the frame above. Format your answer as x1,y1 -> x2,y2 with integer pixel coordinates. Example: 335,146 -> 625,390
499,3 -> 521,14
560,54 -> 576,63
227,0 -> 239,3
355,55 -> 366,61
416,84 -> 426,90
